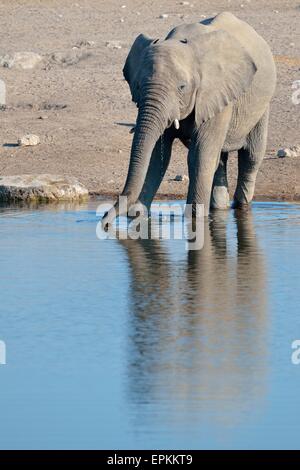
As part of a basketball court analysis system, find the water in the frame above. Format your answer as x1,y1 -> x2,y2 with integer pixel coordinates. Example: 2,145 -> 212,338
0,200 -> 300,450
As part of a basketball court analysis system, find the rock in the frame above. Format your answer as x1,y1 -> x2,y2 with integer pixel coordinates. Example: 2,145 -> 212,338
106,41 -> 122,49
277,148 -> 292,158
73,39 -> 95,49
0,175 -> 89,203
41,102 -> 67,110
0,54 -> 14,68
18,134 -> 40,147
174,174 -> 189,182
290,145 -> 300,156
159,14 -> 169,19
180,1 -> 190,4
9,52 -> 43,70
277,146 -> 300,158
49,50 -> 92,66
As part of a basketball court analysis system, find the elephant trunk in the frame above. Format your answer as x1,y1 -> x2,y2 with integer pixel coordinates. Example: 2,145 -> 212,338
102,82 -> 174,229
122,84 -> 170,206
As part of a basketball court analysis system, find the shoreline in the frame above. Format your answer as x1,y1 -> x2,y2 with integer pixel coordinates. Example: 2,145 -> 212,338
89,191 -> 300,203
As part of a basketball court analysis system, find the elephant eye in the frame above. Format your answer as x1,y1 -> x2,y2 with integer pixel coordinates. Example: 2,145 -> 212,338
178,82 -> 187,91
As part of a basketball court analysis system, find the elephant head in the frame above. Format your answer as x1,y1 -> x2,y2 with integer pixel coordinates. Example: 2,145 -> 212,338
102,22 -> 256,227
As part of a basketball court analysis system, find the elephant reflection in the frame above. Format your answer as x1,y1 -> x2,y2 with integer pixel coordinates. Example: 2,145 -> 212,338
118,210 -> 267,425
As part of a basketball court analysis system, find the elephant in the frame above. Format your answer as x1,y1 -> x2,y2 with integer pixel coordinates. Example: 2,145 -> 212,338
102,12 -> 276,228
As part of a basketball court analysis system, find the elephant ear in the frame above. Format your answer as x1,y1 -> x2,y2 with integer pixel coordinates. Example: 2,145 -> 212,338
123,34 -> 156,104
194,30 -> 257,125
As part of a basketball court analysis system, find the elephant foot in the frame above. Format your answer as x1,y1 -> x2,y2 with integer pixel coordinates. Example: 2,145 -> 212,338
231,199 -> 251,211
210,185 -> 230,210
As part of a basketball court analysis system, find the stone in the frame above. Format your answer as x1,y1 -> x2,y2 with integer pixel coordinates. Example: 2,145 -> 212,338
277,146 -> 300,158
18,134 -> 40,146
174,174 -> 189,182
277,148 -> 292,158
0,54 -> 14,68
49,50 -> 91,66
291,145 -> 300,156
73,39 -> 95,48
159,14 -> 169,19
106,41 -> 122,49
0,175 -> 89,202
11,52 -> 42,70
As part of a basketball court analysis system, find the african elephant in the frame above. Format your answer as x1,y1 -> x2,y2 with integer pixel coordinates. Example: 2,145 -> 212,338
102,12 -> 276,227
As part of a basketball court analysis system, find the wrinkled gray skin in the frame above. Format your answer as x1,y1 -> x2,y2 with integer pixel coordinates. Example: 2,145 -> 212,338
102,12 -> 276,227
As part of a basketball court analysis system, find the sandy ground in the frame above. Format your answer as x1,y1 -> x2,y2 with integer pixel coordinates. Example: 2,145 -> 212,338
0,0 -> 299,201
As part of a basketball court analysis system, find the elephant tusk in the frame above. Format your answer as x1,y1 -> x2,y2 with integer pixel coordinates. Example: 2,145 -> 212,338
174,119 -> 180,130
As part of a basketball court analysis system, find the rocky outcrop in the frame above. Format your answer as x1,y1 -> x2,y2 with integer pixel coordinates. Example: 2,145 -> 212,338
0,175 -> 89,202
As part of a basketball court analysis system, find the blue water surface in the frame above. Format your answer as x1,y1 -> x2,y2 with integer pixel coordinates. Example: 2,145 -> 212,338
0,200 -> 299,450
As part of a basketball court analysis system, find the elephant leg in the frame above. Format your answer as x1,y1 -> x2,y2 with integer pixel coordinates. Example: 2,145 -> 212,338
233,107 -> 269,208
138,130 -> 174,211
210,151 -> 230,210
187,110 -> 231,216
